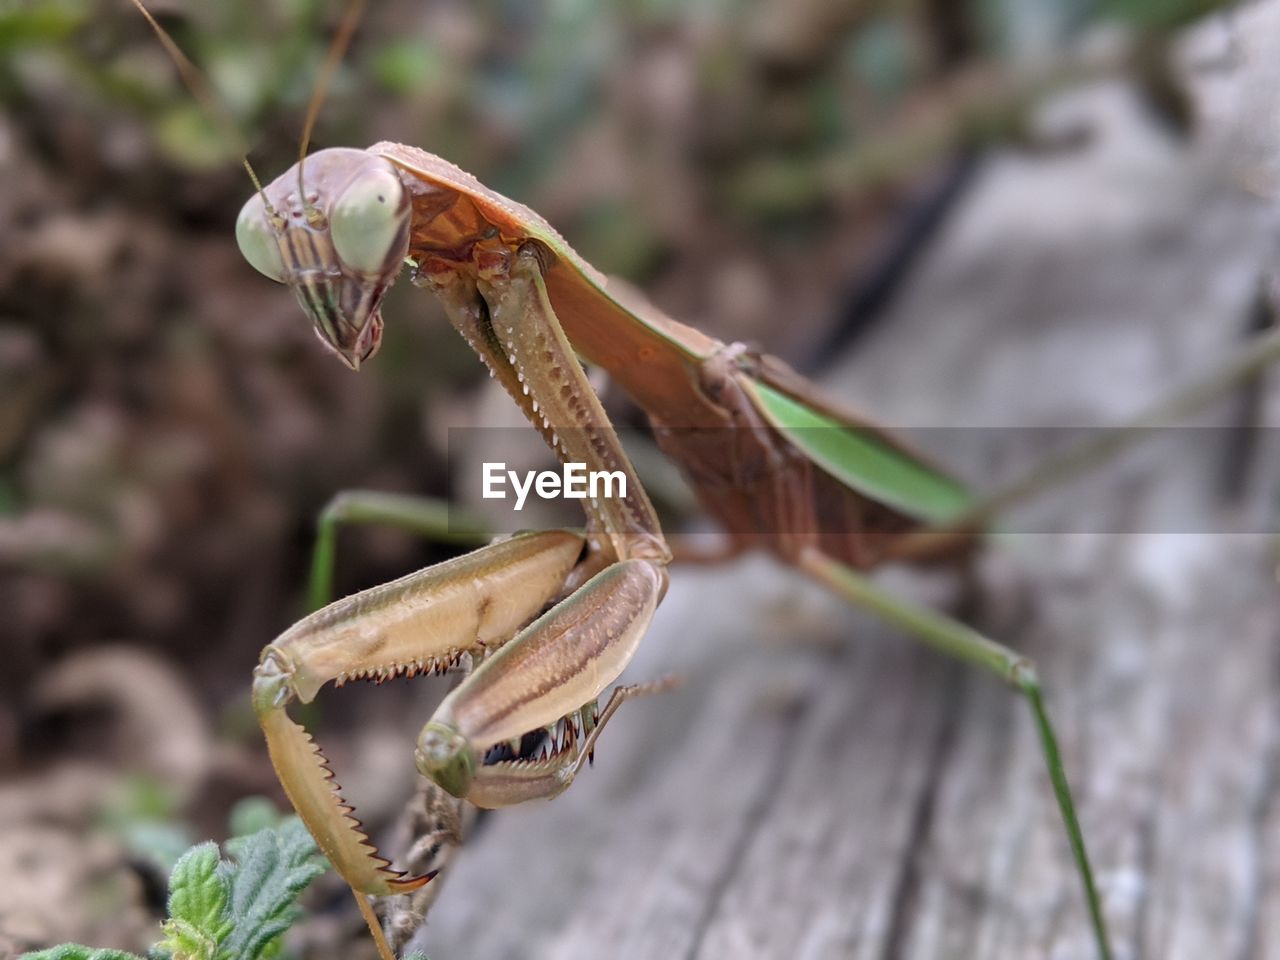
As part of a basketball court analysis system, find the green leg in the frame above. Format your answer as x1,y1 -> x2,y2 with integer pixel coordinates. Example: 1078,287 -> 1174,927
926,316 -> 1280,541
308,490 -> 490,611
799,549 -> 1113,960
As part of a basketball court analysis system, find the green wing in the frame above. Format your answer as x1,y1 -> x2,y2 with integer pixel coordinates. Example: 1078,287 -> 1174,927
744,380 -> 971,524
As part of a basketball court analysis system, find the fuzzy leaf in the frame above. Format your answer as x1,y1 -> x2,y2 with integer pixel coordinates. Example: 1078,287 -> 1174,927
216,817 -> 326,960
19,948 -> 145,960
165,842 -> 232,943
156,918 -> 218,960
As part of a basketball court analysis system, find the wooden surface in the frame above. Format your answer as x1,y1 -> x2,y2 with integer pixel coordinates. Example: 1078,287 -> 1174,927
403,11 -> 1280,959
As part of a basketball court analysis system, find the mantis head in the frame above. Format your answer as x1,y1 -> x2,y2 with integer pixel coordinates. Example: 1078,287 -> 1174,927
236,147 -> 411,370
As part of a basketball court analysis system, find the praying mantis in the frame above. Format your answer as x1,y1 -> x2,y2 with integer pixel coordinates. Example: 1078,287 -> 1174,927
128,2 -> 1280,958
239,112 -> 1112,960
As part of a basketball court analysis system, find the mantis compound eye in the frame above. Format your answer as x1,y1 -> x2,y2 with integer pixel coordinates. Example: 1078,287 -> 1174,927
236,193 -> 287,283
330,166 -> 410,276
415,721 -> 475,799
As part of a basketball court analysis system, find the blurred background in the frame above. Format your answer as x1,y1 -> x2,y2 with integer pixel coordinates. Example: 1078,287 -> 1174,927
2,0 -> 1279,957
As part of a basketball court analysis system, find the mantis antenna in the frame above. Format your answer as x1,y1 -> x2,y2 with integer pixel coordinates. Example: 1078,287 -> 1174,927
295,0 -> 371,226
126,0 -> 279,225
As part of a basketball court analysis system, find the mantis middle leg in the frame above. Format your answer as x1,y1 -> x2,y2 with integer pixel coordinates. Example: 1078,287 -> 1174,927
308,489 -> 489,612
799,548 -> 1113,960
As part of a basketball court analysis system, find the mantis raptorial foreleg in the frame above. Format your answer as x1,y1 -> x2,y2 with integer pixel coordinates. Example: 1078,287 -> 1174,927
417,240 -> 673,568
407,243 -> 674,804
416,557 -> 665,802
379,677 -> 674,953
251,528 -> 585,894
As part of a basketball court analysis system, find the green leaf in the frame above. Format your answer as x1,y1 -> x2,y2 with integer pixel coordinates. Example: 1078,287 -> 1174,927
745,381 -> 971,524
157,918 -> 218,960
227,796 -> 283,840
160,842 -> 232,957
217,817 -> 327,960
19,947 -> 145,960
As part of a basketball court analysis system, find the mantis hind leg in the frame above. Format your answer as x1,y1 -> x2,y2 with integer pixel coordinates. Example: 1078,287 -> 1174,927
308,489 -> 491,611
798,548 -> 1114,960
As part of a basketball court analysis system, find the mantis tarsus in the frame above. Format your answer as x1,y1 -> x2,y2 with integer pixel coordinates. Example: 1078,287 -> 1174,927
130,3 -> 1280,958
